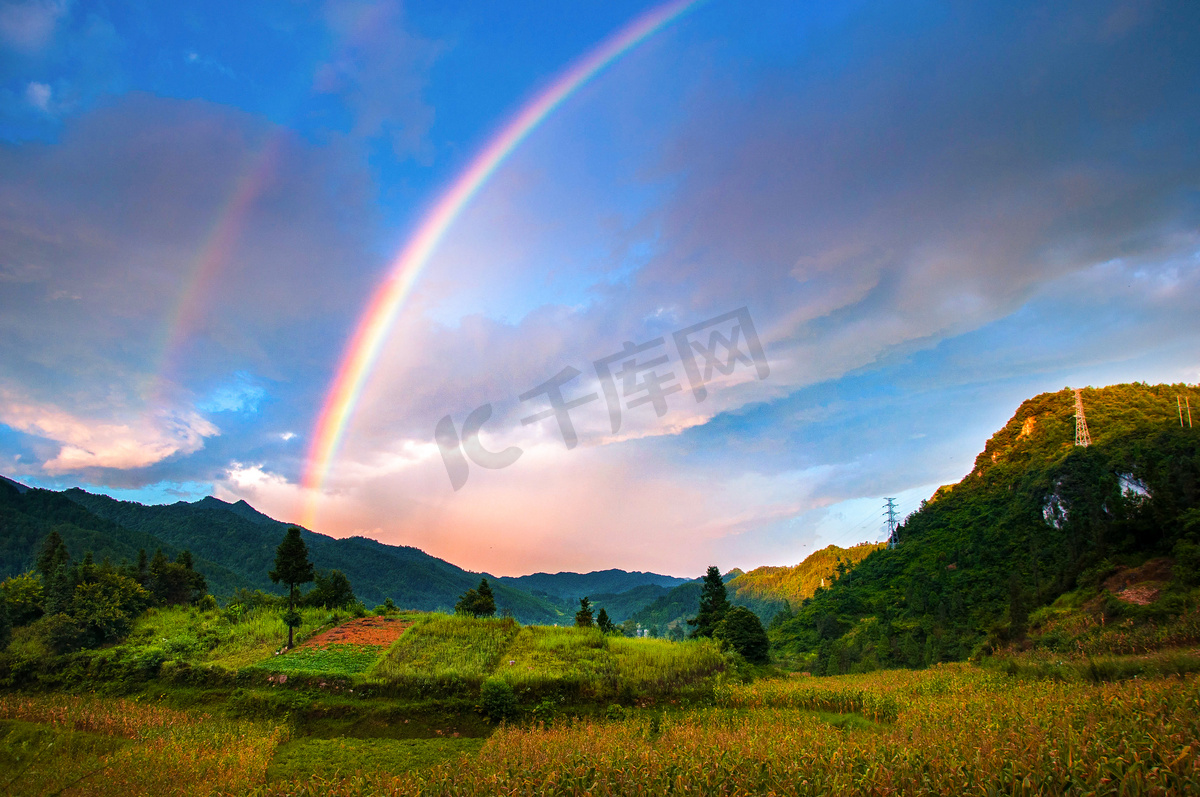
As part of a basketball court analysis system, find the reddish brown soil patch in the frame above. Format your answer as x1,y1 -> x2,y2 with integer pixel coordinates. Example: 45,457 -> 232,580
1104,558 -> 1174,593
1117,585 -> 1162,606
299,617 -> 412,650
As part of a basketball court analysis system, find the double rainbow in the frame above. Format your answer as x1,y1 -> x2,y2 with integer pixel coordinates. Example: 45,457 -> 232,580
300,0 -> 701,528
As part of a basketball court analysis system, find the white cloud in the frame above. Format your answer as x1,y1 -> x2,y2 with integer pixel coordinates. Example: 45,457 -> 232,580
25,81 -> 51,111
0,391 -> 219,473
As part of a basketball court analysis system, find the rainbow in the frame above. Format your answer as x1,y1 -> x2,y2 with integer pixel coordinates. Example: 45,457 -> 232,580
152,139 -> 280,404
301,0 -> 701,528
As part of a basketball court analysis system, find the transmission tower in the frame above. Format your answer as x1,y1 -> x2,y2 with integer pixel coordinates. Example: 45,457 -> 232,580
1073,388 -> 1091,447
883,497 -> 898,548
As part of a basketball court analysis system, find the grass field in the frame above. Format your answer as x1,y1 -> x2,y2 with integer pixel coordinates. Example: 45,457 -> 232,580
3,643 -> 1198,795
254,664 -> 1200,796
127,604 -> 340,670
0,694 -> 287,797
365,614 -> 521,694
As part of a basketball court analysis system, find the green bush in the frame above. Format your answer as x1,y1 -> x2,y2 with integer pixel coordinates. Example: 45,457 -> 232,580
714,606 -> 770,664
480,677 -> 518,722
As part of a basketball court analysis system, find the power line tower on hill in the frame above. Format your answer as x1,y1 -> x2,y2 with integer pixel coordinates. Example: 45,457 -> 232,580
1074,388 -> 1092,447
884,497 -> 898,548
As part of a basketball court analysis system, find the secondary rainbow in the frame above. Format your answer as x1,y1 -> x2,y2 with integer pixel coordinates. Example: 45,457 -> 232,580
301,0 -> 701,528
152,139 -> 280,406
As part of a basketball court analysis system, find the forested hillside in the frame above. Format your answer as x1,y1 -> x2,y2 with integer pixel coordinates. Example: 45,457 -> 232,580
0,481 -> 250,595
0,484 -> 565,623
772,383 -> 1200,672
728,543 -> 882,609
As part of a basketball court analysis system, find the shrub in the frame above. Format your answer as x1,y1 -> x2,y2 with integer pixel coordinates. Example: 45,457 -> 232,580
714,606 -> 770,664
480,677 -> 518,722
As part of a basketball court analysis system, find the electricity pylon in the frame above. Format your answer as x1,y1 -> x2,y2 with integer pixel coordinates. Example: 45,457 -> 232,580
884,497 -> 898,548
1074,388 -> 1091,447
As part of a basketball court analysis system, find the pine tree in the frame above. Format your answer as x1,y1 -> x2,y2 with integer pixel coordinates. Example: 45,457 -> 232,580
36,532 -> 73,615
575,596 -> 595,628
475,578 -> 496,617
688,565 -> 730,638
269,527 -> 314,648
596,607 -> 615,634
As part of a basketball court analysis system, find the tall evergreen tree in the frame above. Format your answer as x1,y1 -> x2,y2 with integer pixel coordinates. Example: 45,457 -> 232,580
575,596 -> 595,628
475,578 -> 496,617
688,565 -> 730,638
596,607 -> 615,634
269,527 -> 314,647
36,532 -> 73,615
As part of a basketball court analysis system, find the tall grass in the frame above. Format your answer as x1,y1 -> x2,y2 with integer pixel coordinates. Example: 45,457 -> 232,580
129,604 -> 337,669
1,693 -> 287,796
256,665 -> 1200,796
365,614 -> 519,695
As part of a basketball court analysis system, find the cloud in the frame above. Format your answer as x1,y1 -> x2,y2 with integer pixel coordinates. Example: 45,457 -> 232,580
314,0 -> 442,162
0,92 -> 383,483
0,390 -> 218,473
0,0 -> 67,53
24,81 -> 51,111
278,0 -> 1200,573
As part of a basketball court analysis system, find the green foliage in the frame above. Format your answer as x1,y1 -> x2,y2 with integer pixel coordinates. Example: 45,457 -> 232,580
0,572 -> 43,626
772,382 -> 1200,673
147,549 -> 207,606
270,528 -> 315,604
305,569 -> 357,609
575,597 -> 594,628
70,570 -> 149,648
479,676 -> 518,721
729,543 -> 882,609
714,606 -> 770,664
688,566 -> 729,638
455,578 -> 496,618
596,607 -> 616,634
266,737 -> 483,782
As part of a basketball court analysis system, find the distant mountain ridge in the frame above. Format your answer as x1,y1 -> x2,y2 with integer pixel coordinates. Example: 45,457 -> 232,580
497,569 -> 690,601
0,480 -> 705,625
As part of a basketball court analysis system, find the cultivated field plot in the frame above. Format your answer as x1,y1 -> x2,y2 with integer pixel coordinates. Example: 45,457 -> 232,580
261,665 -> 1200,796
0,694 -> 286,797
257,617 -> 413,676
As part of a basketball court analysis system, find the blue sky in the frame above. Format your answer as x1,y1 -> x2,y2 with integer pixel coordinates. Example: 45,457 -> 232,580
1,0 -> 1198,576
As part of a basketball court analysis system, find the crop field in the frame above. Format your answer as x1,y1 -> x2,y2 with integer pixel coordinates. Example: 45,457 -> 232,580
495,625 -> 726,700
0,694 -> 287,797
256,617 -> 414,676
365,614 -> 521,693
255,664 -> 1200,796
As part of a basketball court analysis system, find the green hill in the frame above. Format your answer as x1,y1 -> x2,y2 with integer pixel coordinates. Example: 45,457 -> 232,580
0,482 -> 565,624
771,382 -> 1200,673
497,569 -> 689,600
0,480 -> 251,595
728,543 -> 883,609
